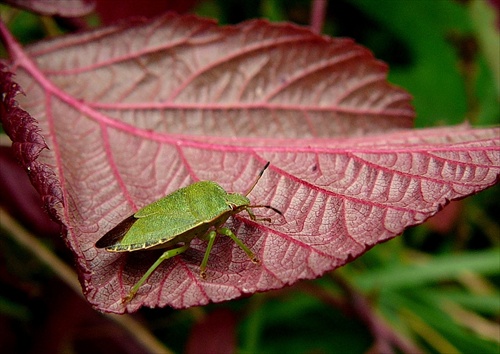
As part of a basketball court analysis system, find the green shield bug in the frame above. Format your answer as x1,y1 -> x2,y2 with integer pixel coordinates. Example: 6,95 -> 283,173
95,161 -> 281,303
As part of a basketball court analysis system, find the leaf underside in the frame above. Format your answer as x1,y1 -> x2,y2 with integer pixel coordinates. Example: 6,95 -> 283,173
1,14 -> 499,313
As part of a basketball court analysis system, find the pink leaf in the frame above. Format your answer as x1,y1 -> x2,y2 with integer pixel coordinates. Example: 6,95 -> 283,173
1,14 -> 499,314
3,0 -> 95,17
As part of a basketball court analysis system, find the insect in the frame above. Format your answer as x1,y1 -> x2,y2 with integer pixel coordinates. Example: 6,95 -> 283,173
95,162 -> 281,303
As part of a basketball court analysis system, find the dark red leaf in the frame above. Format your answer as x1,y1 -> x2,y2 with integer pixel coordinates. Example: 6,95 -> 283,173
0,146 -> 60,236
95,0 -> 198,24
185,309 -> 236,354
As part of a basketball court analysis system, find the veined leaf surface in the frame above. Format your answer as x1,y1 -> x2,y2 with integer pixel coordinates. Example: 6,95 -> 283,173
1,14 -> 498,313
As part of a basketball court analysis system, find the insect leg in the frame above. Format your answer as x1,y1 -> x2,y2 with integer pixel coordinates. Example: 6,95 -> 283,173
218,227 -> 259,264
199,230 -> 217,279
123,243 -> 190,303
244,207 -> 271,223
244,207 -> 257,221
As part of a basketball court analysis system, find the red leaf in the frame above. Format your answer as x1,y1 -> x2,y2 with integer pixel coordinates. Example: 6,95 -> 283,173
1,14 -> 499,314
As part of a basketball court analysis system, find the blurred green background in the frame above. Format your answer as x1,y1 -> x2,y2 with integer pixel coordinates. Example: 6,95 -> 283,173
1,0 -> 498,353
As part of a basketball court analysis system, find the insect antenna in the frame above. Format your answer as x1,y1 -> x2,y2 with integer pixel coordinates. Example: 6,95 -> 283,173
249,204 -> 283,216
244,161 -> 270,197
244,204 -> 282,223
244,162 -> 283,220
